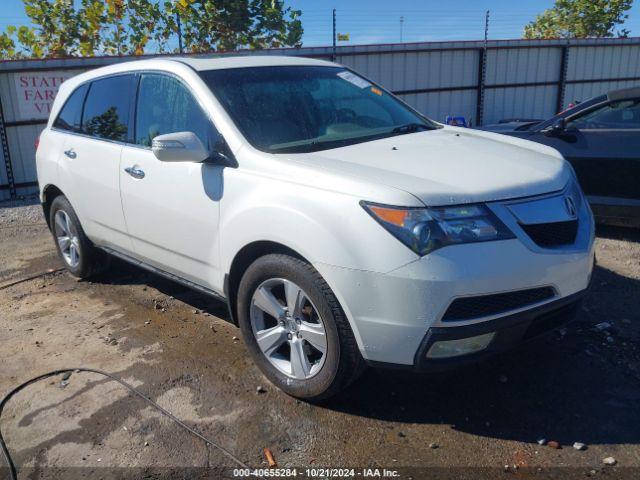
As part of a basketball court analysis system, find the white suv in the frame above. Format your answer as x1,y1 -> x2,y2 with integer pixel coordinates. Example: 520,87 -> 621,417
37,56 -> 595,400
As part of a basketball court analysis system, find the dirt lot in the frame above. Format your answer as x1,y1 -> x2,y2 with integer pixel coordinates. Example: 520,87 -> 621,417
1,197 -> 639,479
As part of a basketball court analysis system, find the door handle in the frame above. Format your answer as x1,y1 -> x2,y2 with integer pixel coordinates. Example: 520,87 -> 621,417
124,166 -> 145,179
63,149 -> 76,159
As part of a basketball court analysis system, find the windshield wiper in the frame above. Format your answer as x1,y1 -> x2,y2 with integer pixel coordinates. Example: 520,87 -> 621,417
391,123 -> 431,135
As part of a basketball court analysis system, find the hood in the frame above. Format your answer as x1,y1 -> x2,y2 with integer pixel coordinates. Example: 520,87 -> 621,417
288,127 -> 571,206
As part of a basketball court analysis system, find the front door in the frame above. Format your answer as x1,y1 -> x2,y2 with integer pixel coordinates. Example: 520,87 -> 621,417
120,73 -> 224,291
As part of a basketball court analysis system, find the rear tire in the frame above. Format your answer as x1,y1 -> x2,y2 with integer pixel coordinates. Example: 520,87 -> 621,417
237,254 -> 364,401
49,195 -> 109,278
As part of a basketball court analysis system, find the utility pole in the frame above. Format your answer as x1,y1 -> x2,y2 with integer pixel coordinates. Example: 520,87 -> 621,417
400,16 -> 404,43
477,10 -> 490,127
176,12 -> 184,53
484,9 -> 490,44
332,8 -> 337,61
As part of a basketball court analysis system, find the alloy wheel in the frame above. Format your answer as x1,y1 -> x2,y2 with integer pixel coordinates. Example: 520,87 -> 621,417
249,278 -> 327,380
54,210 -> 81,268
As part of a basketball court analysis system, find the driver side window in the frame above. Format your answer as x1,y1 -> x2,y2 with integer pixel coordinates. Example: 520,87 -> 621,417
135,73 -> 216,148
568,100 -> 640,130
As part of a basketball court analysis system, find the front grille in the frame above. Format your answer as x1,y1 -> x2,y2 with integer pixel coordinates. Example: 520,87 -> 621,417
520,220 -> 578,248
442,287 -> 556,321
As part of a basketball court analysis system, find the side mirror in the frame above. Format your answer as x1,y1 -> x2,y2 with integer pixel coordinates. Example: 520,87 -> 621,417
543,118 -> 567,137
152,131 -> 209,163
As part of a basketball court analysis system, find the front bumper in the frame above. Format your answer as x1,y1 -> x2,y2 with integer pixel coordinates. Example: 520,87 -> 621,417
317,240 -> 594,366
410,287 -> 585,371
315,186 -> 595,367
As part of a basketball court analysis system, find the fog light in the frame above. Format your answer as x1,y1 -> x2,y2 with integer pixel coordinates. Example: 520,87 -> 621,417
426,332 -> 495,359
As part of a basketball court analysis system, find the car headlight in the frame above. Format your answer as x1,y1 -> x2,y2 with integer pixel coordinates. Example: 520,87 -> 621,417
361,201 -> 515,256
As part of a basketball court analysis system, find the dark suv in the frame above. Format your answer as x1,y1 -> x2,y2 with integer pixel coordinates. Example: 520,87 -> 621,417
482,87 -> 640,228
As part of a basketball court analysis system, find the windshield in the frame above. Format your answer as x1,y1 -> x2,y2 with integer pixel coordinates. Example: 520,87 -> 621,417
200,66 -> 439,153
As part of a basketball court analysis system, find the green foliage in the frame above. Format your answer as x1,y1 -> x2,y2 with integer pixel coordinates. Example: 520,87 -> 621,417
19,0 -> 80,57
0,31 -> 17,59
524,0 -> 634,39
0,0 -> 303,59
166,0 -> 302,53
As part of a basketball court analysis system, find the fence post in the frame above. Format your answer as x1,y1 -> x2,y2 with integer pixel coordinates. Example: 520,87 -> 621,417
0,93 -> 16,200
476,47 -> 487,127
555,44 -> 569,113
332,9 -> 337,62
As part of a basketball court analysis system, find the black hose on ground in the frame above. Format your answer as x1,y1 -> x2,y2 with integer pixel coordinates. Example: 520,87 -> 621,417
0,368 -> 249,480
0,268 -> 65,291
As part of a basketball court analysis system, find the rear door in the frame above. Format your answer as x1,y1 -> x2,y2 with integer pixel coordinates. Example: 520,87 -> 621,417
57,74 -> 135,251
119,72 -> 224,291
523,99 -> 640,204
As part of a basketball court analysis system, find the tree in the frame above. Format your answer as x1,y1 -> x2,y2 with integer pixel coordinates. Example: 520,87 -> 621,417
76,0 -> 169,57
524,0 -> 634,39
167,0 -> 302,53
0,0 -> 303,60
19,0 -> 80,57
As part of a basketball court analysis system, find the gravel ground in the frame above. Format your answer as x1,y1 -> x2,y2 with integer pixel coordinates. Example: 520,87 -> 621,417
0,196 -> 42,226
1,202 -> 639,479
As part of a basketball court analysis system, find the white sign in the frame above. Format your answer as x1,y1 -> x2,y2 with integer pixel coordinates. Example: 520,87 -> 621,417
337,70 -> 371,89
13,71 -> 77,121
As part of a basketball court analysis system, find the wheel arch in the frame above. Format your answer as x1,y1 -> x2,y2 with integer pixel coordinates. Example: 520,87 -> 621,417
41,184 -> 65,230
225,240 -> 309,326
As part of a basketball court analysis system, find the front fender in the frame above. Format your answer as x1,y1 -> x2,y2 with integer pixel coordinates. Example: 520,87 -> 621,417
219,169 -> 418,276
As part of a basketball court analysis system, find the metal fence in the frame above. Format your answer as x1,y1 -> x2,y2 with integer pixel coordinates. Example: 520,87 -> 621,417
1,36 -> 640,200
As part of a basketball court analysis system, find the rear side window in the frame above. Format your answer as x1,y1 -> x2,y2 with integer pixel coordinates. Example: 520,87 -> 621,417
53,84 -> 88,132
135,73 -> 214,148
82,75 -> 133,142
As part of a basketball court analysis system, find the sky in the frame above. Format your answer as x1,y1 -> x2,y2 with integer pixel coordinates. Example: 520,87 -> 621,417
1,0 -> 640,49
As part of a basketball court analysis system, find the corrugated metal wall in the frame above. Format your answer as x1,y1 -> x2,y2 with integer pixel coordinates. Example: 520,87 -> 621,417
483,47 -> 562,124
1,37 -> 639,200
337,47 -> 481,122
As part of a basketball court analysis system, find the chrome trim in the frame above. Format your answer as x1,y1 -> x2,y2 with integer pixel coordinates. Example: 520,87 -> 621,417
488,179 -> 594,256
51,127 -> 138,149
124,166 -> 145,179
564,195 -> 577,218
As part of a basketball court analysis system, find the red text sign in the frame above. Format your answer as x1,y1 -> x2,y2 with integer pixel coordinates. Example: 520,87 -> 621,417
13,71 -> 77,120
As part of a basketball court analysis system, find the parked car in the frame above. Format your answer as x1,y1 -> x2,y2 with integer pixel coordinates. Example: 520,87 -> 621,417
481,118 -> 545,133
481,87 -> 640,227
37,56 -> 594,400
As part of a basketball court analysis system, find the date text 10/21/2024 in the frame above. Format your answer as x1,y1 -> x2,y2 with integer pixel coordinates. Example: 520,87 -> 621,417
232,468 -> 401,477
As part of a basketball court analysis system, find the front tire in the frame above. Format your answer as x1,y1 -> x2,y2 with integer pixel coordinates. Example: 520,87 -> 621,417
49,195 -> 109,278
237,254 -> 364,401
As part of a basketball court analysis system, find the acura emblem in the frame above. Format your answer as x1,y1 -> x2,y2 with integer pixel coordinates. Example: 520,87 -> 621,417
564,196 -> 577,218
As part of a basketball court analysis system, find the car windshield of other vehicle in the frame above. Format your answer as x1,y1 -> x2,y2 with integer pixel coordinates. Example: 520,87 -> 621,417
200,66 -> 440,153
568,99 -> 640,130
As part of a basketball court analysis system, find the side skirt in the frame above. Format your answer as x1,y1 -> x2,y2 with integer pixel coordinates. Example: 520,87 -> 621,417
100,246 -> 233,320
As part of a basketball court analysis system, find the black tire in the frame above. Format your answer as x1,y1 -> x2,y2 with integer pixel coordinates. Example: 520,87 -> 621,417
49,195 -> 110,278
237,254 -> 364,401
